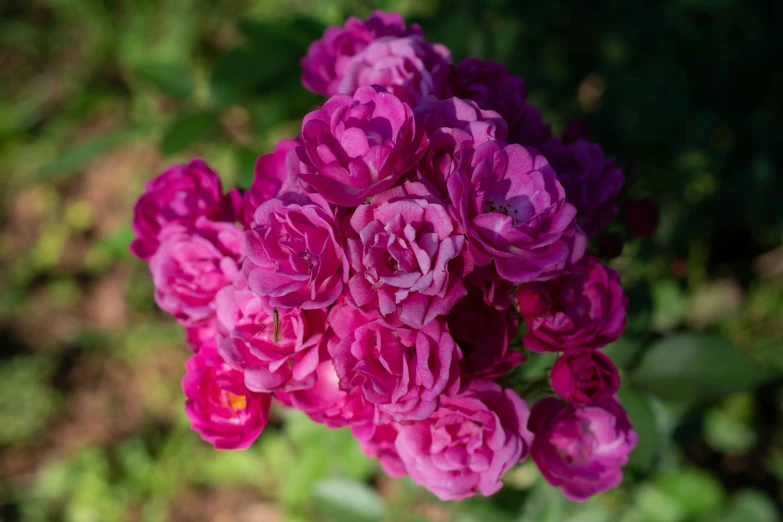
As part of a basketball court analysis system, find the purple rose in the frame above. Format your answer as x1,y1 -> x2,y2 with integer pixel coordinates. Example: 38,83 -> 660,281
215,277 -> 328,393
395,380 -> 533,501
521,255 -> 627,353
447,141 -> 577,283
242,191 -> 348,310
275,359 -> 373,428
449,287 -> 524,380
529,397 -> 638,501
550,352 -> 620,405
352,422 -> 407,478
301,11 -> 422,97
131,159 -> 230,259
296,85 -> 428,206
240,139 -> 302,227
507,103 -> 552,151
346,181 -> 470,328
338,35 -> 452,106
182,343 -> 272,450
536,222 -> 588,281
327,303 -> 461,422
463,265 -> 516,310
150,217 -> 243,326
447,58 -> 526,128
414,96 -> 507,196
543,138 -> 624,236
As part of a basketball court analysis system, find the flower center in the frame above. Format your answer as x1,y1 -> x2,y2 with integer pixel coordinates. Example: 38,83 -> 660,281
221,391 -> 247,412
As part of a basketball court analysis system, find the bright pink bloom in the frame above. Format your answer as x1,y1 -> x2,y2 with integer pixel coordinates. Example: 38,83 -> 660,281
395,380 -> 533,501
447,141 -> 577,283
214,277 -> 328,393
529,397 -> 637,501
131,159 -> 232,259
414,96 -> 507,195
185,322 -> 217,352
346,181 -> 470,328
352,422 -> 407,478
550,352 -> 620,405
327,303 -> 461,422
301,11 -> 422,97
276,359 -> 373,428
150,217 -> 243,326
242,192 -> 348,309
296,85 -> 428,206
182,343 -> 272,450
338,36 -> 451,106
521,255 -> 627,353
240,139 -> 302,227
448,287 -> 524,380
543,138 -> 624,236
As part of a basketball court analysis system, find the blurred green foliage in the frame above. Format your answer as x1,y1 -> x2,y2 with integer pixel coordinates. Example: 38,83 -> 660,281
0,0 -> 781,521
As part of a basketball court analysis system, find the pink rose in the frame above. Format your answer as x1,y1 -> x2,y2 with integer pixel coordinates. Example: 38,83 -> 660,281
550,352 -> 620,405
240,139 -> 302,227
543,138 -> 624,236
214,279 -> 328,393
131,159 -> 233,259
414,96 -> 507,196
536,222 -> 588,281
395,380 -> 533,501
346,181 -> 470,328
447,141 -> 577,283
521,255 -> 627,353
351,422 -> 407,478
242,191 -> 348,309
446,58 -> 526,128
185,322 -> 217,352
276,359 -> 373,428
327,303 -> 461,422
182,343 -> 272,450
338,36 -> 452,106
301,11 -> 422,97
448,287 -> 524,380
529,397 -> 637,501
296,85 -> 428,206
150,217 -> 243,326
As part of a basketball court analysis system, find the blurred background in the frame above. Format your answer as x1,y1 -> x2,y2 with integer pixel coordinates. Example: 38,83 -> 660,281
0,0 -> 782,521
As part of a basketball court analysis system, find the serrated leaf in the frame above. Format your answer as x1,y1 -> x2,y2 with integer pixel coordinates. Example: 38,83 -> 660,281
312,478 -> 387,522
617,386 -> 659,472
161,111 -> 219,156
134,61 -> 194,99
632,334 -> 767,402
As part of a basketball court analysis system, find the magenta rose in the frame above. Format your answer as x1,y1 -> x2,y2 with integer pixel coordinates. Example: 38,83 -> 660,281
521,255 -> 627,353
301,11 -> 422,97
395,380 -> 534,501
327,303 -> 461,422
242,191 -> 348,309
448,287 -> 524,380
150,217 -> 243,327
529,397 -> 637,501
240,139 -> 301,227
463,265 -> 515,311
351,422 -> 407,478
182,343 -> 272,450
346,181 -> 470,328
296,85 -> 428,206
338,35 -> 451,106
131,159 -> 232,259
447,141 -> 577,283
214,278 -> 328,393
542,138 -> 624,236
275,359 -> 373,428
550,352 -> 620,405
536,222 -> 588,281
414,96 -> 507,195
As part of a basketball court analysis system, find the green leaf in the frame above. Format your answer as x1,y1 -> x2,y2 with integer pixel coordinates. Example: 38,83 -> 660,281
35,128 -> 138,182
617,387 -> 659,472
632,334 -> 767,402
653,467 -> 724,518
161,111 -> 219,156
312,478 -> 387,522
717,490 -> 779,522
134,61 -> 194,99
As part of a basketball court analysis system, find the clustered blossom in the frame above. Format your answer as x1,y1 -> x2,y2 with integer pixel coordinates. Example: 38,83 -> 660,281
131,10 -> 638,503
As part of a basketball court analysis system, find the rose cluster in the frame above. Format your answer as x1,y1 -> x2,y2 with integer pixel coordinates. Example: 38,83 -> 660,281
131,10 -> 637,502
